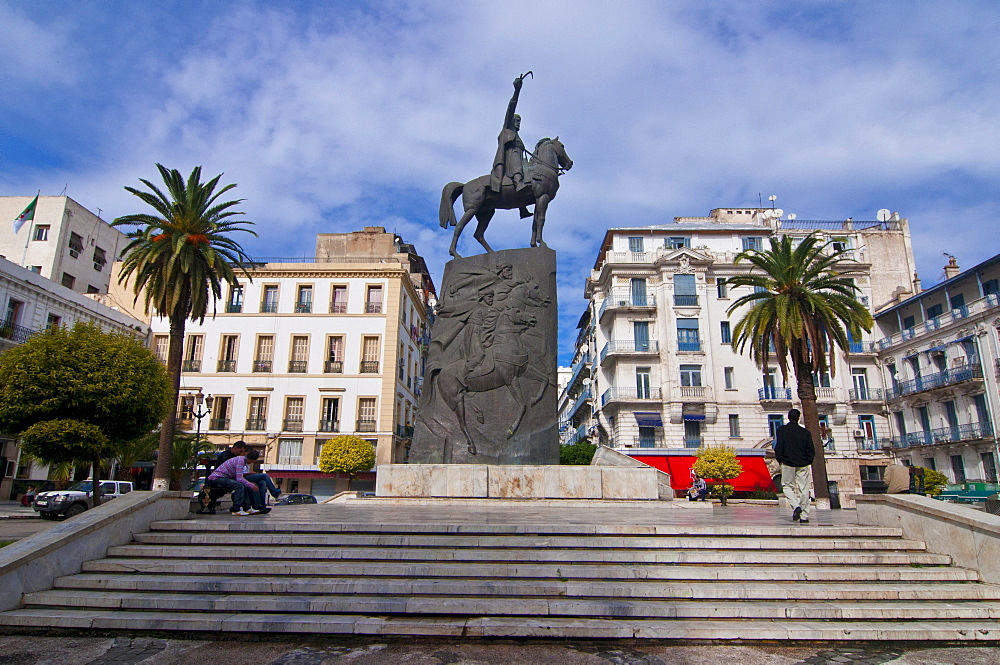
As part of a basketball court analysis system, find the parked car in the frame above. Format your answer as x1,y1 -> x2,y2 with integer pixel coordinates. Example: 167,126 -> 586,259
273,493 -> 318,505
32,480 -> 133,519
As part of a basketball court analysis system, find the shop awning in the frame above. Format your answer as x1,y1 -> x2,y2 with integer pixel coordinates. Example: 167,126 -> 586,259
634,412 -> 663,427
683,414 -> 705,421
266,470 -> 376,480
628,453 -> 775,492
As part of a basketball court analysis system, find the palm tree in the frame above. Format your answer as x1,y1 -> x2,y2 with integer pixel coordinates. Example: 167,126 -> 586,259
726,233 -> 873,501
114,164 -> 256,490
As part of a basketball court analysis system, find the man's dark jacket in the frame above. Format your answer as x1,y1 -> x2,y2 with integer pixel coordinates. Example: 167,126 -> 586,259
774,423 -> 816,468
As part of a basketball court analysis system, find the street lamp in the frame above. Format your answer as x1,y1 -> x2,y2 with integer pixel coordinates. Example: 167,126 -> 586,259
193,392 -> 214,452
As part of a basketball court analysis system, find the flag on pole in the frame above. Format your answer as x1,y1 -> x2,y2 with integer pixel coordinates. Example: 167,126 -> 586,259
13,195 -> 39,234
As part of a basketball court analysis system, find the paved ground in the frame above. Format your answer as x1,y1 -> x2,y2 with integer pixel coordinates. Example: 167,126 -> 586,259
0,635 -> 997,664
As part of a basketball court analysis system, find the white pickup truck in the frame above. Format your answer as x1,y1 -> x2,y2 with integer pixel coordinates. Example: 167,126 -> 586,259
32,480 -> 133,519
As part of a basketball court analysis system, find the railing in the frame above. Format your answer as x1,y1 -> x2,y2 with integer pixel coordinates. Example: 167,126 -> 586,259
245,418 -> 266,431
260,301 -> 278,313
0,322 -> 41,345
566,354 -> 591,391
217,360 -> 237,372
366,302 -> 382,314
848,341 -> 878,353
324,360 -> 343,374
566,425 -> 588,445
848,387 -> 884,401
680,386 -> 707,398
815,387 -> 837,400
598,291 -> 656,319
883,421 -> 993,449
674,295 -> 699,307
396,425 -> 415,438
885,363 -> 983,400
606,251 -> 654,264
181,360 -> 201,372
330,302 -> 348,314
684,437 -> 703,449
566,387 -> 592,420
360,360 -> 379,374
759,387 -> 792,400
677,340 -> 701,352
288,361 -> 308,373
601,387 -> 661,406
225,303 -> 242,313
634,435 -> 664,448
209,418 -> 229,430
283,418 -> 304,432
857,438 -> 880,451
319,419 -> 340,433
600,339 -> 659,361
253,360 -> 272,373
295,302 -> 312,313
876,294 -> 1000,349
356,419 -> 377,432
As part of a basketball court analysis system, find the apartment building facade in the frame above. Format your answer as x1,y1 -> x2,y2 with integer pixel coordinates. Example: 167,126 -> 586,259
562,207 -> 918,501
874,254 -> 1000,483
151,227 -> 434,499
0,196 -> 127,295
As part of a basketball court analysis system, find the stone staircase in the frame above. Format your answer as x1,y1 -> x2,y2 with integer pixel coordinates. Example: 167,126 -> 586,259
2,517 -> 1000,640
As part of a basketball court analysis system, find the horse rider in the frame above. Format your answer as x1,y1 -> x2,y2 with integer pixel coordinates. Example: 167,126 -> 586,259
492,75 -> 532,219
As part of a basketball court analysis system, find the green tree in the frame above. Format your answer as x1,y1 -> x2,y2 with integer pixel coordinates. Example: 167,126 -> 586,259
169,432 -> 215,486
0,324 -> 171,503
726,234 -> 872,501
113,431 -> 159,481
113,164 -> 256,490
318,435 -> 376,490
560,440 -> 597,465
692,445 -> 743,505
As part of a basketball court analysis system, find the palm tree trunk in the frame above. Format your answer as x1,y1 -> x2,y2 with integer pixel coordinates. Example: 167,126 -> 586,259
792,356 -> 830,501
152,313 -> 186,491
92,455 -> 102,507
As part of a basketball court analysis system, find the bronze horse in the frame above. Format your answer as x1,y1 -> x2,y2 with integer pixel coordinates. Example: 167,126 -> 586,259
440,138 -> 573,258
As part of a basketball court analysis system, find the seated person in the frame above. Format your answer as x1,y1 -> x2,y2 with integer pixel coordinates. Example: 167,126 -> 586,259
688,474 -> 709,501
207,449 -> 269,516
218,441 -> 281,502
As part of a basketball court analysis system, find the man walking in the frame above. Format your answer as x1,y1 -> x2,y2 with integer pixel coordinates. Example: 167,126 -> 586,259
774,408 -> 816,523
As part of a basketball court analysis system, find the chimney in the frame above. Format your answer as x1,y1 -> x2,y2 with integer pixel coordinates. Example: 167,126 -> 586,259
943,257 -> 960,280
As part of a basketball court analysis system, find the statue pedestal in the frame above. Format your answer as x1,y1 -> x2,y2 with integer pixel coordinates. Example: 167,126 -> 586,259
375,464 -> 671,501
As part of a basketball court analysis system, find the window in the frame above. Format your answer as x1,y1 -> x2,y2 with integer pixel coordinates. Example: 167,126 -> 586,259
32,225 -> 49,241
86,285 -> 99,294
357,397 -> 377,432
183,335 -> 203,372
729,414 -> 740,438
284,397 -> 304,432
768,414 -> 784,441
633,321 -> 650,351
93,247 -> 107,271
296,285 -> 313,313
951,454 -> 966,484
29,266 -> 42,273
210,396 -> 231,430
666,237 -> 689,249
742,237 -> 763,251
950,293 -> 965,310
331,286 -> 348,313
630,278 -> 647,306
398,343 -> 406,380
246,396 -> 268,430
926,303 -> 943,319
894,411 -> 907,437
361,336 -> 380,373
720,321 -> 731,344
289,336 -> 309,373
677,319 -> 700,351
320,398 -> 340,432
679,364 -> 701,387
45,313 -> 61,330
325,336 -> 344,373
254,336 -> 274,372
983,279 -> 999,296
724,367 -> 735,390
716,278 -> 728,298
278,438 -> 303,465
684,420 -> 701,448
227,284 -> 244,313
68,232 -> 84,258
153,335 -> 169,363
902,315 -> 915,330
61,273 -> 76,289
851,368 -> 869,400
673,274 -> 697,306
982,452 -> 998,483
177,395 -> 196,421
858,415 -> 877,450
628,236 -> 644,253
261,285 -> 279,313
924,457 -> 936,471
635,368 -> 651,399
218,335 -> 239,371
366,285 -> 383,314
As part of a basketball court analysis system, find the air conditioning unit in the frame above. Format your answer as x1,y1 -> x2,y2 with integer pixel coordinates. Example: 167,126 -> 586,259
853,429 -> 865,438
860,296 -> 869,306
68,249 -> 80,259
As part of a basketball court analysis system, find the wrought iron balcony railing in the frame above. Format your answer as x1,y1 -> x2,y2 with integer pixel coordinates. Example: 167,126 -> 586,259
209,418 -> 229,430
360,361 -> 380,374
260,301 -> 278,313
673,294 -> 699,307
0,322 -> 41,345
885,363 -> 983,400
600,387 -> 661,406
283,418 -> 304,432
225,303 -> 243,313
356,419 -> 377,432
318,419 -> 340,433
253,360 -> 272,373
245,418 -> 266,431
759,387 -> 792,401
883,421 -> 993,449
324,360 -> 344,373
288,361 -> 308,373
217,360 -> 237,372
181,360 -> 201,372
848,387 -> 884,401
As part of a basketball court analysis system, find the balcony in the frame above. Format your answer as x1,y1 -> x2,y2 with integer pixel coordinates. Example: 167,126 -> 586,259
600,339 -> 659,362
324,360 -> 344,374
396,424 -> 415,438
759,387 -> 792,401
598,290 -> 656,320
245,418 -> 266,431
356,419 -> 377,432
673,294 -> 699,307
260,301 -> 278,313
677,340 -> 702,352
885,363 -> 983,400
601,387 -> 661,406
295,301 -> 312,313
632,435 -> 665,448
217,360 -> 237,372
876,294 -> 1000,349
330,302 -> 348,314
566,425 -> 588,445
209,418 -> 229,430
815,387 -> 837,400
566,386 -> 592,420
566,354 -> 591,392
366,302 -> 383,314
288,361 -> 308,373
283,418 -> 304,432
0,322 -> 41,345
684,437 -> 703,449
848,341 -> 878,354
605,251 -> 654,264
883,421 -> 993,449
848,387 -> 884,401
319,419 -> 340,433
181,360 -> 201,372
678,385 -> 711,401
253,360 -> 272,373
360,361 -> 380,374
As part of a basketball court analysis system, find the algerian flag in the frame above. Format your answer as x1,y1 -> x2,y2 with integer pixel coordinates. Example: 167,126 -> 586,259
13,194 -> 38,234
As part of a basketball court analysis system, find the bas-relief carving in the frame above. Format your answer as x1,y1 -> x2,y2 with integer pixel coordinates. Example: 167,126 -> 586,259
410,248 -> 558,465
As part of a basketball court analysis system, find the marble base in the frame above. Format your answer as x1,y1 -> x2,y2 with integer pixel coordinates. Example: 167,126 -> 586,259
376,464 -> 665,500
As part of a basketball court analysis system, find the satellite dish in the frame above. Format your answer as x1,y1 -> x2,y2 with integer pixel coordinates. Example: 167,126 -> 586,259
877,209 -> 891,222
774,209 -> 784,217
768,195 -> 777,202
787,213 -> 797,220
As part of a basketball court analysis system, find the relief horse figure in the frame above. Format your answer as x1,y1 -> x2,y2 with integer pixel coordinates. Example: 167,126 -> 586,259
440,138 -> 573,258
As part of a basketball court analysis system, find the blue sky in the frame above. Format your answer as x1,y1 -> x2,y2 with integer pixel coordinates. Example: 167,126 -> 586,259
2,1 -> 998,363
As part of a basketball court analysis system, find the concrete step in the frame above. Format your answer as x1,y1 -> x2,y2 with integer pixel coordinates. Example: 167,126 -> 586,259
49,573 -> 1000,601
130,531 -> 930,551
82,557 -> 978,581
1,608 -> 998,640
105,543 -> 955,566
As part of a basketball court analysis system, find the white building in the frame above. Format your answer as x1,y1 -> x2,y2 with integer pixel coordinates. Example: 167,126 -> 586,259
874,254 -> 1000,484
150,227 -> 434,499
0,256 -> 149,500
566,207 -> 918,501
0,196 -> 127,295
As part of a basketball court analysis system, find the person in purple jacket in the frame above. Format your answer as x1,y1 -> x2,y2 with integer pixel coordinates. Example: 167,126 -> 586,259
208,450 -> 266,516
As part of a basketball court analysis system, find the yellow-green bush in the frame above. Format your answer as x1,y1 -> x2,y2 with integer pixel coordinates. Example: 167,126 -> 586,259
692,444 -> 743,500
318,435 -> 376,477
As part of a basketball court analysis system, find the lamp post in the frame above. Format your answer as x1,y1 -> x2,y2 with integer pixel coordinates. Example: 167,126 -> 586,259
193,392 -> 214,453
